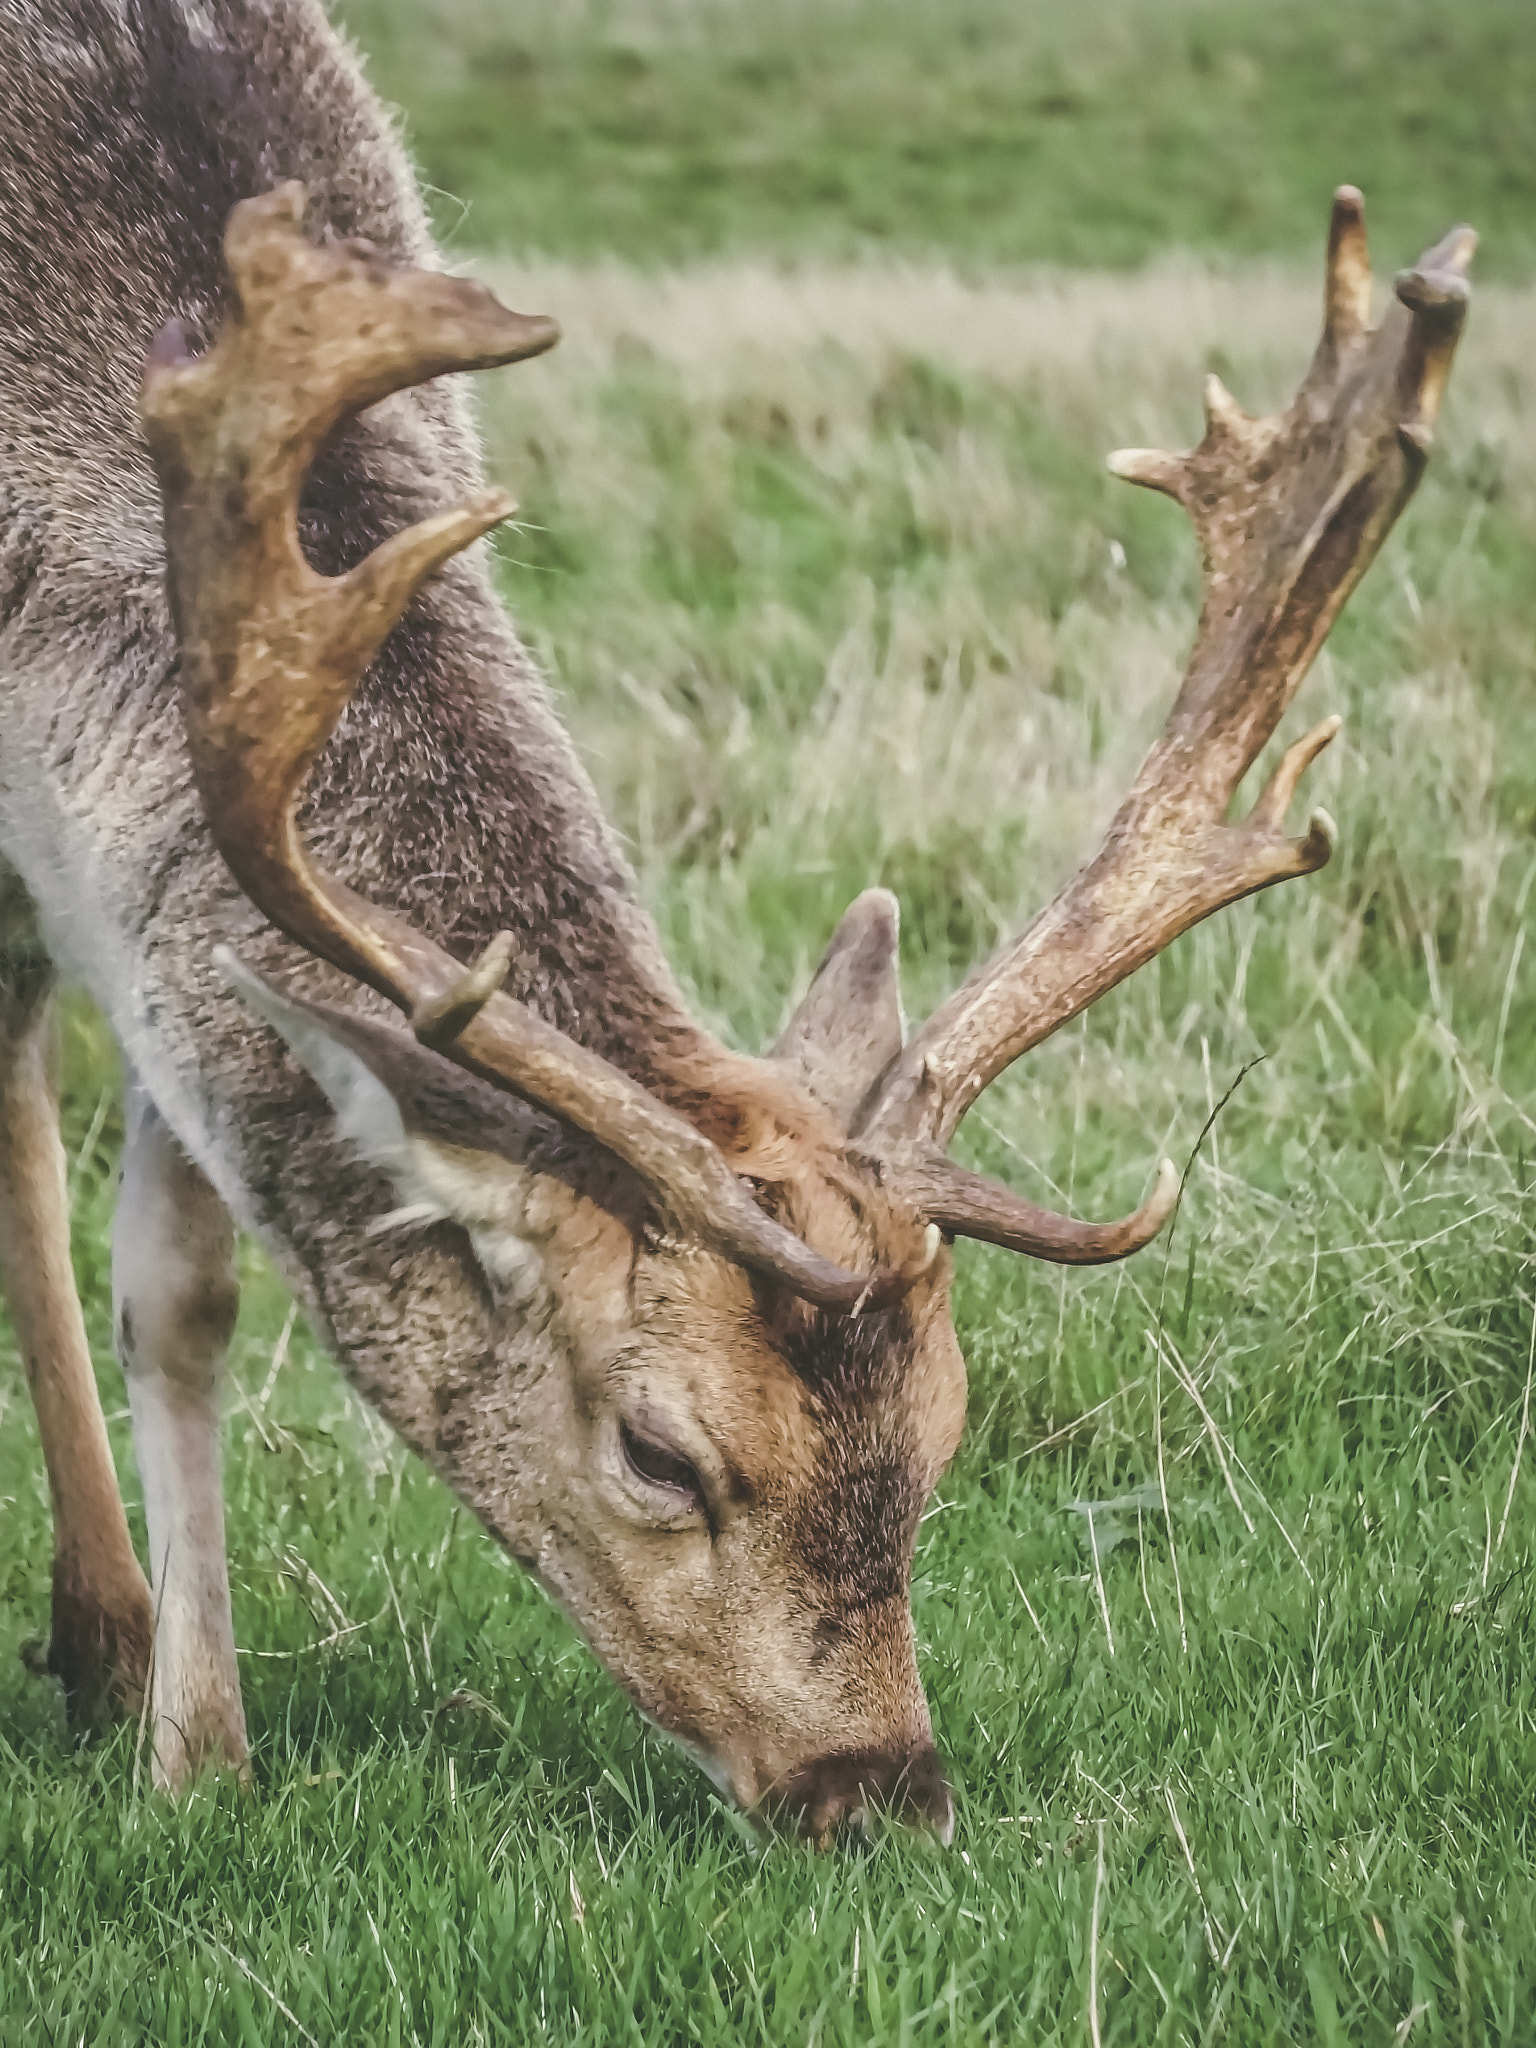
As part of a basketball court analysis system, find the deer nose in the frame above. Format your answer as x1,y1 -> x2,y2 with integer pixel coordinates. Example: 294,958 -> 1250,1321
773,1743 -> 956,1846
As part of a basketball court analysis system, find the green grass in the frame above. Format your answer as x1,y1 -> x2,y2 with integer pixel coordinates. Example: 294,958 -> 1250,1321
6,253 -> 1536,2042
336,0 -> 1536,276
7,5 -> 1536,2040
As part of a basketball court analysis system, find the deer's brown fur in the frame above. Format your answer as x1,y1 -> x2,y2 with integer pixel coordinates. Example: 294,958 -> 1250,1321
0,0 -> 1470,1831
0,0 -> 961,1821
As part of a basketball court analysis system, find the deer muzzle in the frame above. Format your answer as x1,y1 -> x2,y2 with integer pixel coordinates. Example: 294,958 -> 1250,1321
768,1741 -> 956,1847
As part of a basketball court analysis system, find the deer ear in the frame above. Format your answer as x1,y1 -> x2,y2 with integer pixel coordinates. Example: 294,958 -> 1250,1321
217,950 -> 570,1286
770,889 -> 905,1128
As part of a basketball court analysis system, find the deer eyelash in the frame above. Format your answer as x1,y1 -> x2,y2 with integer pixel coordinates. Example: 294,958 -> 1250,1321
620,1420 -> 704,1508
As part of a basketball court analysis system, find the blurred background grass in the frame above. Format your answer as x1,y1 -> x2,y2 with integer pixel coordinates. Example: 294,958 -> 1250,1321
6,1 -> 1536,2041
341,0 -> 1535,272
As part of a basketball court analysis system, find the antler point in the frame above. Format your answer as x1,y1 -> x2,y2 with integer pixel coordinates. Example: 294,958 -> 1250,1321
1106,446 -> 1184,497
1202,371 -> 1250,440
412,930 -> 518,1049
1395,266 -> 1471,318
473,486 -> 518,523
1323,187 -> 1373,344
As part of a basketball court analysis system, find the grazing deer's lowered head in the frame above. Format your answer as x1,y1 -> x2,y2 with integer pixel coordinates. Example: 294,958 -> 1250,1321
138,179 -> 1470,1833
0,0 -> 1470,1833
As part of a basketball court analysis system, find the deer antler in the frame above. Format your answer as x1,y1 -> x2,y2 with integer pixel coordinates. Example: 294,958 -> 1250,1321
866,189 -> 1474,1200
141,184 -> 919,1314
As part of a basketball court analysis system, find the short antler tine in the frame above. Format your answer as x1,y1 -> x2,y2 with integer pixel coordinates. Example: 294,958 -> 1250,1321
329,490 -> 517,680
1247,714 -> 1343,835
1105,446 -> 1186,500
1395,225 -> 1477,453
412,931 -> 519,1050
905,1153 -> 1179,1267
1324,185 -> 1373,344
1414,218 -> 1479,283
1202,372 -> 1253,444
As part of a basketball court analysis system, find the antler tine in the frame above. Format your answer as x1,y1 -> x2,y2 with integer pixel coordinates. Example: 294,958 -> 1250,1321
1394,221 -> 1477,452
864,189 -> 1474,1181
143,184 -> 908,1316
907,1154 -> 1180,1266
1322,184 -> 1373,351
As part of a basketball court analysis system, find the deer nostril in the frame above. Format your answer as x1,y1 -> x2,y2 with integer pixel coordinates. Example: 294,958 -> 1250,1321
774,1743 -> 955,1847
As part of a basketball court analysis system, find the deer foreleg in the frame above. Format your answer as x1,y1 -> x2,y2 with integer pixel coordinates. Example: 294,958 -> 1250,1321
0,982 -> 153,1724
115,1081 -> 248,1791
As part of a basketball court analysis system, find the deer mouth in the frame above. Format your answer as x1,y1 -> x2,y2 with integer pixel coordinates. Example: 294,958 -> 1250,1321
766,1742 -> 956,1848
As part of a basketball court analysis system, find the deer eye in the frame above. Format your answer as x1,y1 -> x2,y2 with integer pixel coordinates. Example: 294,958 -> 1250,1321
620,1418 -> 704,1508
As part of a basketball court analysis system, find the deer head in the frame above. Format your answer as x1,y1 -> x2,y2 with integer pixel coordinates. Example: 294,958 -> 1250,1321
140,183 -> 1472,1840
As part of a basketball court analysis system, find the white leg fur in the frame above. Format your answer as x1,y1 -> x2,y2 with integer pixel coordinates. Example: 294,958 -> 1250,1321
115,1080 -> 248,1789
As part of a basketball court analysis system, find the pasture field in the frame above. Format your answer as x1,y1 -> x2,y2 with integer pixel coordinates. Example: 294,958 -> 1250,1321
5,1 -> 1536,2043
339,0 -> 1536,276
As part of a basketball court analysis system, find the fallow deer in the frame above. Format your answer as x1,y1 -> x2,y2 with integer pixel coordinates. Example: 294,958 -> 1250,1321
0,0 -> 1471,1835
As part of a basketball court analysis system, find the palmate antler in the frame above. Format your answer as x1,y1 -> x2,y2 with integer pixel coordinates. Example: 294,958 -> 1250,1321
141,182 -> 921,1314
863,190 -> 1475,1218
142,183 -> 1472,1310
